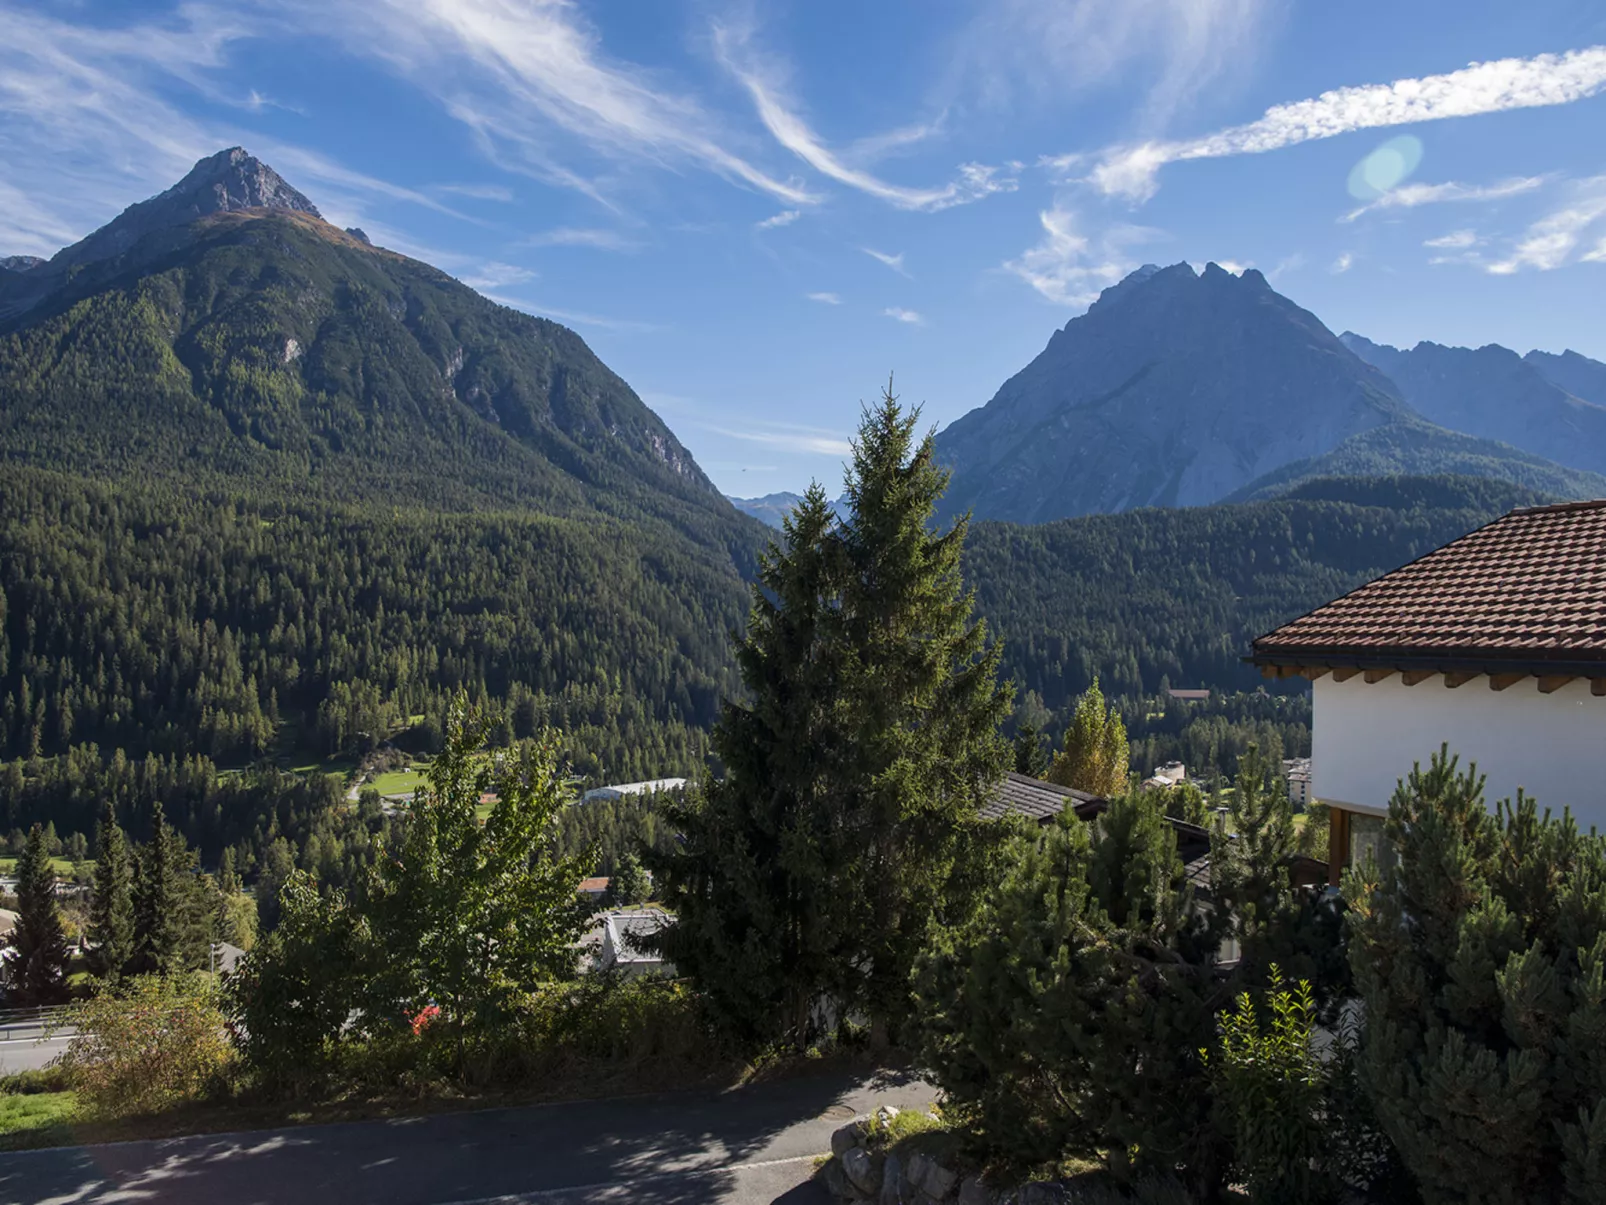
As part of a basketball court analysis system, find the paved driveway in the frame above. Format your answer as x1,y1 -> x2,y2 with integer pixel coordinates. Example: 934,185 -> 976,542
0,1069 -> 935,1205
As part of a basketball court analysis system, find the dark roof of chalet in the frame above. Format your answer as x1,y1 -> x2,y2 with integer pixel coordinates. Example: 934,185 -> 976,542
1251,499 -> 1606,676
981,772 -> 1105,823
983,773 -> 1327,894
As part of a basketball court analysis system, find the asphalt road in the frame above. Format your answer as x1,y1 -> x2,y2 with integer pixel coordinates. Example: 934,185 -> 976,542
0,1034 -> 72,1077
0,1069 -> 936,1205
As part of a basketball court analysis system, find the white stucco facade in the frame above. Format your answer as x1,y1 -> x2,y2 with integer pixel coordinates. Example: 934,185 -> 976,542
1313,673 -> 1606,833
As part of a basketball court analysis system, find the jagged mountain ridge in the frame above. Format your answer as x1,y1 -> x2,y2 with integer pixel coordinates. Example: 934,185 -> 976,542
931,262 -> 1605,524
1339,333 -> 1606,478
0,148 -> 762,564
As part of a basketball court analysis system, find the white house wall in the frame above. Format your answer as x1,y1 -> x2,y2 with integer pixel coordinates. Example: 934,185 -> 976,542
1313,674 -> 1606,833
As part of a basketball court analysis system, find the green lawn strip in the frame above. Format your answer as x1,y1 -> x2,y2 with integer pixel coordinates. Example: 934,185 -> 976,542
0,1091 -> 80,1150
0,856 -> 80,876
368,767 -> 426,797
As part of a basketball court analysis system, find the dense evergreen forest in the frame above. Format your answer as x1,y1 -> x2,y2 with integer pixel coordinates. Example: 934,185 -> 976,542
0,464 -> 1547,890
963,473 -> 1552,709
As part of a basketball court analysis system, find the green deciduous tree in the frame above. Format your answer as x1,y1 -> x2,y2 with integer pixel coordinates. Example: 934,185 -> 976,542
5,824 -> 70,1005
607,851 -> 651,906
225,870 -> 366,1093
87,800 -> 136,981
365,697 -> 590,1040
1347,746 -> 1606,1205
1047,678 -> 1130,797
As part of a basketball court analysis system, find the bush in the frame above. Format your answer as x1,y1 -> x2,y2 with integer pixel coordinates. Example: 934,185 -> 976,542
913,796 -> 1228,1191
1347,748 -> 1606,1205
1203,969 -> 1334,1205
57,974 -> 233,1118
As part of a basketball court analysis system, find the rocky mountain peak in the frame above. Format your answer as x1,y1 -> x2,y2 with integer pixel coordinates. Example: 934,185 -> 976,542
45,147 -> 321,275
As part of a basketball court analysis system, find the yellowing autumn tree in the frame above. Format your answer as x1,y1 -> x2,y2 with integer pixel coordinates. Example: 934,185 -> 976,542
1047,679 -> 1130,797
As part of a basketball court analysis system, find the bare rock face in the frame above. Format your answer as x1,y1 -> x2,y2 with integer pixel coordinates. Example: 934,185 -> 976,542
933,262 -> 1414,524
47,147 -> 321,275
0,255 -> 45,272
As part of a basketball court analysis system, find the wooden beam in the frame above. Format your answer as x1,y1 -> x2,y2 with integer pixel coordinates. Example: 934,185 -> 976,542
1259,664 -> 1280,679
1331,667 -> 1361,683
1593,679 -> 1606,697
1443,671 -> 1479,688
1299,666 -> 1331,682
1401,669 -> 1436,686
1363,668 -> 1396,684
1489,673 -> 1525,691
1538,674 -> 1576,694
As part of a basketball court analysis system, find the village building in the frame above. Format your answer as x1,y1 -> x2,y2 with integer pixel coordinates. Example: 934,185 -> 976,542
1251,499 -> 1606,883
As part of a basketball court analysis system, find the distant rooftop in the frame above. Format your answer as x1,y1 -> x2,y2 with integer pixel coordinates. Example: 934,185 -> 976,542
582,777 -> 689,802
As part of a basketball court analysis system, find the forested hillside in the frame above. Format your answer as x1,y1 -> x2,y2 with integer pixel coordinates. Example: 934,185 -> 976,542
0,468 -> 747,776
963,474 -> 1554,711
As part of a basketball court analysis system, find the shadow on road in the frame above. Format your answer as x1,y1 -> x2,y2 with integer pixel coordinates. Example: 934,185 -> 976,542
0,1066 -> 925,1205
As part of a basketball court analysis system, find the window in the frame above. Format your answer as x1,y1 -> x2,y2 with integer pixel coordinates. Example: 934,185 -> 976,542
1348,813 -> 1395,874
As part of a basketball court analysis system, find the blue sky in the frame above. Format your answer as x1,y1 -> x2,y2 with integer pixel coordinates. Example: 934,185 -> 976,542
4,1 -> 1606,498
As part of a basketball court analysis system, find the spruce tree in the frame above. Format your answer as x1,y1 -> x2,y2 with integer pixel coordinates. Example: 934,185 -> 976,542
131,801 -> 180,976
5,824 -> 70,1005
653,485 -> 846,1041
1047,678 -> 1130,796
656,386 -> 1011,1043
815,386 -> 1012,1034
1347,746 -> 1606,1204
87,800 -> 135,981
607,851 -> 650,906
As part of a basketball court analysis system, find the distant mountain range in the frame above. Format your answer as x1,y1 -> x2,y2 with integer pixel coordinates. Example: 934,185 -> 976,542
924,262 -> 1606,526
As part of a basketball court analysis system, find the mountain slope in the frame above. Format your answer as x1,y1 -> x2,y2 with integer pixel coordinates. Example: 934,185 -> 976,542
1526,348 -> 1606,409
1341,333 -> 1606,477
932,262 -> 1599,525
0,148 -> 761,566
963,474 -> 1558,708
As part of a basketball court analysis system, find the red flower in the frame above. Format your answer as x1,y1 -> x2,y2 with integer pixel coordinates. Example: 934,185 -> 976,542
410,1004 -> 441,1035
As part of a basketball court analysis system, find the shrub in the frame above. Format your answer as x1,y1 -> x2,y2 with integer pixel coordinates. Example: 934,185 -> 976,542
1347,748 -> 1606,1205
57,974 -> 233,1118
1203,969 -> 1333,1205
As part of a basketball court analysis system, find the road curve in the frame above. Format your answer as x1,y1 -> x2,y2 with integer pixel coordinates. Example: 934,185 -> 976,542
0,1069 -> 935,1205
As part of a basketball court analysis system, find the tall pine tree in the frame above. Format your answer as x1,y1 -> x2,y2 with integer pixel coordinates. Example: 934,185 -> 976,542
653,485 -> 846,1041
87,800 -> 135,981
831,386 -> 1012,1034
5,824 -> 69,1005
131,801 -> 180,976
656,387 -> 1011,1043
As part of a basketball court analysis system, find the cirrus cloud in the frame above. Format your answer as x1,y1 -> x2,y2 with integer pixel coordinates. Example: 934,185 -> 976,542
1077,45 -> 1606,202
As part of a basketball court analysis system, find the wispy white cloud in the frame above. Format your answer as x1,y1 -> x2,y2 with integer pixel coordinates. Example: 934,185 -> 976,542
1341,176 -> 1546,222
1331,252 -> 1354,273
806,291 -> 842,304
1486,176 -> 1606,274
1002,206 -> 1160,306
959,0 -> 1269,126
295,0 -> 817,209
705,422 -> 853,456
1425,229 -> 1480,249
883,307 -> 925,325
483,294 -> 665,333
713,23 -> 1016,212
1215,259 -> 1251,274
862,248 -> 909,276
438,182 -> 516,202
1080,45 -> 1606,201
1269,252 -> 1306,279
520,226 -> 638,250
459,261 -> 538,290
756,210 -> 801,230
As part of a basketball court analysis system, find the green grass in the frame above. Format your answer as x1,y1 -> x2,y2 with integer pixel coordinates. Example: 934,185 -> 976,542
369,767 -> 426,797
285,752 -> 357,779
0,1091 -> 79,1150
0,856 -> 80,876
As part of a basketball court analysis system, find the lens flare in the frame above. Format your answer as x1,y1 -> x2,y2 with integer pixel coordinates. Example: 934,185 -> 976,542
1346,135 -> 1424,201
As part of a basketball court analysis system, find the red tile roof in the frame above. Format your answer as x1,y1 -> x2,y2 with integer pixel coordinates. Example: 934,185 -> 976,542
1253,500 -> 1606,671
